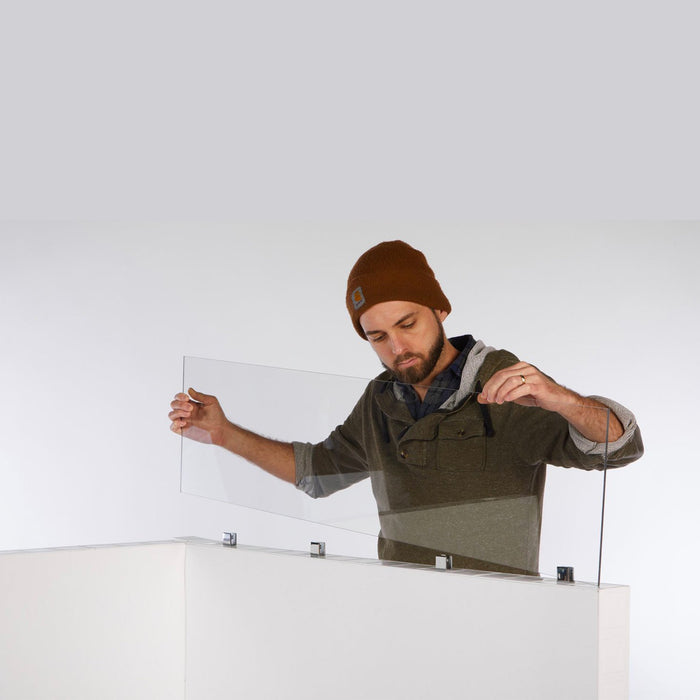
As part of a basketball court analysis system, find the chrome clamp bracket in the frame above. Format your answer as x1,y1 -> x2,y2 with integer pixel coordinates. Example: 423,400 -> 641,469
557,566 -> 574,582
310,541 -> 326,557
222,532 -> 238,547
435,555 -> 453,570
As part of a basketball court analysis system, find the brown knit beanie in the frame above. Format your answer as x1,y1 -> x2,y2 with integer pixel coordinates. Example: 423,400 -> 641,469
346,240 -> 451,338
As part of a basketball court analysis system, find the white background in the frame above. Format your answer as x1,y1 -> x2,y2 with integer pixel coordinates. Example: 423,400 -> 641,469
1,2 -> 699,698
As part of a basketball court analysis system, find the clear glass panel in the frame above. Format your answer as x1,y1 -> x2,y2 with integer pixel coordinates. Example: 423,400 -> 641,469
180,356 -> 613,583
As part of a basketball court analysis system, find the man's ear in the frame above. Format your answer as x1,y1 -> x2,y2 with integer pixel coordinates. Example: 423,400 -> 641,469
435,309 -> 449,322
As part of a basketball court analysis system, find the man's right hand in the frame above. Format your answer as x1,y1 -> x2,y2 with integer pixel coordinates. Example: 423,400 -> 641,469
169,388 -> 230,446
169,387 -> 296,484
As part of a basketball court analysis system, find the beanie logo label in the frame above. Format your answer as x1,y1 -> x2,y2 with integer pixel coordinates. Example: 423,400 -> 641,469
351,286 -> 366,310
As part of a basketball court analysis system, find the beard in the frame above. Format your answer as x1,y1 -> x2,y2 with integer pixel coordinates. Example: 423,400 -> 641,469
382,318 -> 445,386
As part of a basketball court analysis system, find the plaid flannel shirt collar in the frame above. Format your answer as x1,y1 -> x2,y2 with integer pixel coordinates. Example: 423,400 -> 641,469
395,335 -> 476,420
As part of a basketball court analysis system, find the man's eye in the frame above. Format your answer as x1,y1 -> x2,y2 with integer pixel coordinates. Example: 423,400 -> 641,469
370,335 -> 386,343
401,323 -> 415,329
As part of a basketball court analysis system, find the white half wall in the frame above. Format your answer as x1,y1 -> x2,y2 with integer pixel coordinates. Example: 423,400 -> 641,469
0,539 -> 629,700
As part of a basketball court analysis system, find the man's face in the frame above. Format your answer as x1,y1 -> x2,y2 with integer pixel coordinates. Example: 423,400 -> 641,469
359,301 -> 448,386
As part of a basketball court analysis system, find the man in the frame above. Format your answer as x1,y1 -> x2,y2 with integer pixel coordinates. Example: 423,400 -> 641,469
170,241 -> 643,575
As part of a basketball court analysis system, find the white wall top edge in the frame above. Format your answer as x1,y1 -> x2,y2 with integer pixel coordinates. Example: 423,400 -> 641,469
0,538 -> 185,557
1,537 -> 627,590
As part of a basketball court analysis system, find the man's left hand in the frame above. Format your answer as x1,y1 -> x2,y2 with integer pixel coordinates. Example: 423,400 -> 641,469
477,361 -> 624,442
477,361 -> 572,413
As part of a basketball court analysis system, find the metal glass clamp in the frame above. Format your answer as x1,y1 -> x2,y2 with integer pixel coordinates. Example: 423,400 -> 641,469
310,541 -> 326,557
557,566 -> 574,582
222,532 -> 237,547
435,555 -> 452,570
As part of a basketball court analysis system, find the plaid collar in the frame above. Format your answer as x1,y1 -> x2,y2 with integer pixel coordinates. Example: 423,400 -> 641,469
395,335 -> 476,420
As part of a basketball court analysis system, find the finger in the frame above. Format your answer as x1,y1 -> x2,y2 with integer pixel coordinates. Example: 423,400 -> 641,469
480,362 -> 532,393
188,387 -> 216,404
490,365 -> 541,400
497,382 -> 535,405
173,392 -> 190,401
168,408 -> 190,423
170,399 -> 194,412
479,361 -> 542,403
479,374 -> 508,402
494,373 -> 535,404
481,372 -> 527,403
495,367 -> 536,386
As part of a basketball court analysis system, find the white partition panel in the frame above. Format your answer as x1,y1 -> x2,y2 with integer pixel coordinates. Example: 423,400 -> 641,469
0,540 -> 629,700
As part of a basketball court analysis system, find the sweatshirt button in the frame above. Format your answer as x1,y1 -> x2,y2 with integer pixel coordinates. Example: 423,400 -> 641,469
400,450 -> 407,459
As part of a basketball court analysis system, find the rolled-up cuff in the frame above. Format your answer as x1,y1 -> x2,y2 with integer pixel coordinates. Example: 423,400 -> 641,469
292,441 -> 320,497
568,395 -> 638,455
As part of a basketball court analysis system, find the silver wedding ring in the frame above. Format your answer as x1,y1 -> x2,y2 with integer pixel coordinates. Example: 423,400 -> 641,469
520,374 -> 526,384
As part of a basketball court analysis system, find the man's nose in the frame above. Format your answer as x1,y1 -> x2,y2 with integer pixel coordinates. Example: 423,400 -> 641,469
389,334 -> 407,355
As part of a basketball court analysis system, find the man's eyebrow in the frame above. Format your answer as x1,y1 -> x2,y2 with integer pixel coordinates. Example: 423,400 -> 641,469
364,312 -> 418,336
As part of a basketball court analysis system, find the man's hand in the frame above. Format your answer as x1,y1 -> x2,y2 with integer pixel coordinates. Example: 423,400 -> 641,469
169,388 -> 230,446
477,361 -> 623,443
477,361 -> 570,412
169,387 -> 296,484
